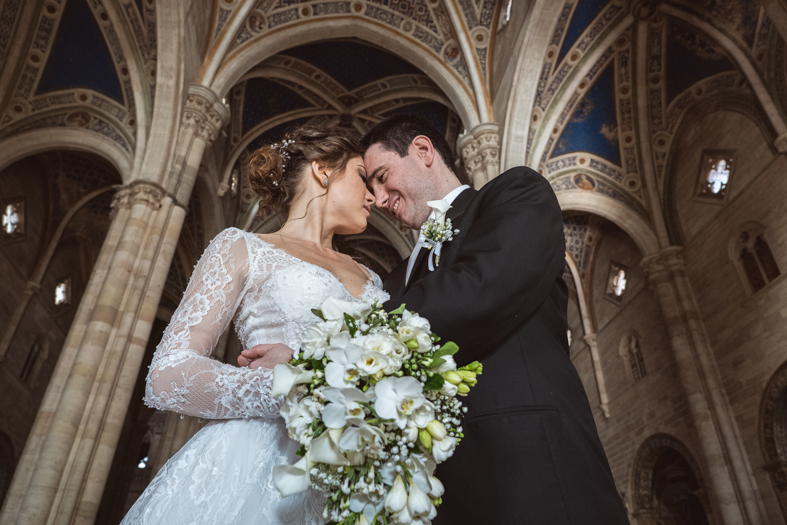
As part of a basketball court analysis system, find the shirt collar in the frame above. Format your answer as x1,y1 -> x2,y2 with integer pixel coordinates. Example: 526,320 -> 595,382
427,185 -> 470,221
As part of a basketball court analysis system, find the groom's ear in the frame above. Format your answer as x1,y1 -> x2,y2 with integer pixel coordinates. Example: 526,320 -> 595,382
411,136 -> 436,168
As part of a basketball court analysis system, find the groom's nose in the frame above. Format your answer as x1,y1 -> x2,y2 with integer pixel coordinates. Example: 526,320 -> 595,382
373,189 -> 388,208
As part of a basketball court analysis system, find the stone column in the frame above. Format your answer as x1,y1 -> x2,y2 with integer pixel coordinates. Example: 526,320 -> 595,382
0,84 -> 228,525
641,247 -> 766,525
459,123 -> 500,189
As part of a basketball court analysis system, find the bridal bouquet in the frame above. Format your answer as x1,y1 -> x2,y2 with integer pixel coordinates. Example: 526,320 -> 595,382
270,297 -> 482,525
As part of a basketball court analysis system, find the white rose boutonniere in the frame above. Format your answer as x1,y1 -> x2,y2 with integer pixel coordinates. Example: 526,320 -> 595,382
419,199 -> 460,269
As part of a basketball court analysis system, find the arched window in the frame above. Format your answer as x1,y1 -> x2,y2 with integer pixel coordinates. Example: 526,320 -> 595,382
1,199 -> 25,241
619,332 -> 646,383
731,223 -> 781,294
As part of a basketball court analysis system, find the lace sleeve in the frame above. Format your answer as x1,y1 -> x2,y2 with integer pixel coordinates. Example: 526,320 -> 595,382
145,228 -> 281,419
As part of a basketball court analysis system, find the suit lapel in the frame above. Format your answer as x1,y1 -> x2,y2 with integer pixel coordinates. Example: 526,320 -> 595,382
406,187 -> 478,289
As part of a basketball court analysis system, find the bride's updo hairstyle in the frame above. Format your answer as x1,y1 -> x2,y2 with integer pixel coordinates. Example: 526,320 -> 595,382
247,126 -> 362,218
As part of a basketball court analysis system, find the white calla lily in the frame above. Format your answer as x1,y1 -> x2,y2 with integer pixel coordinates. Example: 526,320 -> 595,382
271,363 -> 314,397
310,429 -> 349,466
426,199 -> 451,225
325,343 -> 364,387
272,452 -> 313,497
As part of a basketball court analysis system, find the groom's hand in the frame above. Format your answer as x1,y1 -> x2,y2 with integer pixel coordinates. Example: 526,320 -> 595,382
238,344 -> 294,370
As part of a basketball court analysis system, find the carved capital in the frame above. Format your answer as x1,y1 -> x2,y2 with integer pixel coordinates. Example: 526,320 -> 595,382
583,333 -> 598,346
24,281 -> 42,296
459,123 -> 501,189
640,246 -> 684,282
182,84 -> 230,146
111,180 -> 167,216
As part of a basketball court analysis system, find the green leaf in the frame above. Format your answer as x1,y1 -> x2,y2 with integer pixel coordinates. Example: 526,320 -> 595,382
311,308 -> 325,321
296,445 -> 306,457
410,442 -> 424,455
422,373 -> 445,391
435,341 -> 459,357
388,303 -> 406,315
310,358 -> 325,371
429,357 -> 446,369
344,313 -> 357,337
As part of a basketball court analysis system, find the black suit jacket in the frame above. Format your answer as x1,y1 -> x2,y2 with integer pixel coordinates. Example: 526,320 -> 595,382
383,167 -> 629,525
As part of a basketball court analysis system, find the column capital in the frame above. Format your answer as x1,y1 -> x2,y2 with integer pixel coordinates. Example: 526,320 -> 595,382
182,84 -> 230,145
111,180 -> 167,216
582,333 -> 598,346
458,122 -> 501,189
640,246 -> 684,281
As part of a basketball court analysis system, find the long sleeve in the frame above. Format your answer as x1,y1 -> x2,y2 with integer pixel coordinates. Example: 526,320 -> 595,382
145,228 -> 281,419
383,168 -> 566,365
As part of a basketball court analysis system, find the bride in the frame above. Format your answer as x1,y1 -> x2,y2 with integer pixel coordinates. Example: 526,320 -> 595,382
121,126 -> 387,524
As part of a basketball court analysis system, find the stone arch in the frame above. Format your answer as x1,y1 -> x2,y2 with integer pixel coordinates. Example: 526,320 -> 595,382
632,433 -> 712,525
663,93 -> 777,245
557,191 -> 660,257
208,20 -> 479,129
759,359 -> 787,519
0,129 -> 133,183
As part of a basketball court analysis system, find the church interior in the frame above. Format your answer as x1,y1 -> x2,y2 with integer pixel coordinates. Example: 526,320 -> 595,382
0,0 -> 786,523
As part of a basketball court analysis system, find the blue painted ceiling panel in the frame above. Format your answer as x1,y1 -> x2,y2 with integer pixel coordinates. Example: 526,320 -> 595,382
665,21 -> 735,104
281,39 -> 422,91
553,61 -> 621,166
36,0 -> 124,103
242,78 -> 314,135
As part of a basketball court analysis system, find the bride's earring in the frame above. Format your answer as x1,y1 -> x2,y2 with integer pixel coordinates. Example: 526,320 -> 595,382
323,178 -> 329,187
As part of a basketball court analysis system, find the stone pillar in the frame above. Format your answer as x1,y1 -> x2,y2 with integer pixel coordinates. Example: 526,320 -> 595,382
458,123 -> 500,189
641,247 -> 766,525
0,84 -> 228,525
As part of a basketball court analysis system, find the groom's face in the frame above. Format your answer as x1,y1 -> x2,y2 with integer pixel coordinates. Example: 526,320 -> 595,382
364,142 -> 434,230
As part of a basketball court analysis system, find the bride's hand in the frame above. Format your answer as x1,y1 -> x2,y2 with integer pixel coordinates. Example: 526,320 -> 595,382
238,343 -> 295,370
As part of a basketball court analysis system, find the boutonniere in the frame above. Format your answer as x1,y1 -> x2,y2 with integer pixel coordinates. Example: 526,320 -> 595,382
419,199 -> 460,269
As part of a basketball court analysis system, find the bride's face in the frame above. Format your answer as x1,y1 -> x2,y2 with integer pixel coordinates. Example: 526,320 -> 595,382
328,156 -> 375,235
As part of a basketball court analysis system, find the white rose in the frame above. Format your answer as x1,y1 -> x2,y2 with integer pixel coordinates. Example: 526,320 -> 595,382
415,332 -> 433,353
301,323 -> 331,360
432,436 -> 457,463
431,354 -> 457,373
363,333 -> 397,356
357,351 -> 390,376
382,355 -> 402,375
439,381 -> 458,397
401,310 -> 431,333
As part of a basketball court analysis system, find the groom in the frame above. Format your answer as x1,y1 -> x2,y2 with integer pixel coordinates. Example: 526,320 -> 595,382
360,115 -> 629,524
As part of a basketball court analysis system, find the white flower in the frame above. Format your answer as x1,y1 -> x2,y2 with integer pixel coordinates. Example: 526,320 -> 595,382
320,296 -> 372,324
401,310 -> 431,334
272,451 -> 314,497
325,343 -> 363,388
321,387 -> 369,429
271,363 -> 314,397
428,476 -> 444,498
397,325 -> 416,343
439,381 -> 458,397
310,429 -> 349,466
426,198 -> 451,225
363,333 -> 398,355
374,377 -> 426,430
415,332 -> 433,353
382,355 -> 402,375
350,490 -> 384,523
408,401 -> 435,429
432,436 -> 457,463
346,450 -> 366,466
407,481 -> 433,517
338,422 -> 386,452
384,475 -> 408,513
281,394 -> 319,444
391,505 -> 412,524
431,354 -> 457,373
301,320 -> 341,359
356,351 -> 390,376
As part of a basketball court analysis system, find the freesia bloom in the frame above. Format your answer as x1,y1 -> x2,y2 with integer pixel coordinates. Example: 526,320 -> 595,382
432,436 -> 457,463
439,381 -> 458,397
426,420 -> 447,441
350,491 -> 384,523
428,476 -> 444,498
374,377 -> 426,429
406,481 -> 433,517
401,310 -> 431,333
271,363 -> 315,397
321,387 -> 370,429
384,475 -> 408,513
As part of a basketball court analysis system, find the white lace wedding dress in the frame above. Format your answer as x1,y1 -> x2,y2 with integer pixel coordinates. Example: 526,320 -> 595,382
121,227 -> 389,525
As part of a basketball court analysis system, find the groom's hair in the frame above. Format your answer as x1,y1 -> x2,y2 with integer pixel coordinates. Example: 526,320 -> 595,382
360,114 -> 455,170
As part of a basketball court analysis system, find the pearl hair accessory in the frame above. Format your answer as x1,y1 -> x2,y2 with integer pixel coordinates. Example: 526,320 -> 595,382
270,139 -> 295,186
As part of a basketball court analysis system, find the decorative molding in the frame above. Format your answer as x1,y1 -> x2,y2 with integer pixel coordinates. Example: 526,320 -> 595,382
459,122 -> 499,188
110,179 -> 165,215
182,85 -> 230,145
